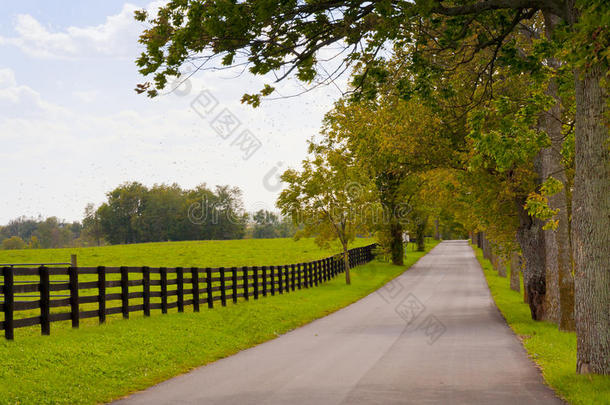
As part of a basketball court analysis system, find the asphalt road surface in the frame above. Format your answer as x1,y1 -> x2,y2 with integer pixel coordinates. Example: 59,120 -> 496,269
115,240 -> 563,404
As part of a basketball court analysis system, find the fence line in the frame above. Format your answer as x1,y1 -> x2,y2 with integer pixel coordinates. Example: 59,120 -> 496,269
0,244 -> 377,340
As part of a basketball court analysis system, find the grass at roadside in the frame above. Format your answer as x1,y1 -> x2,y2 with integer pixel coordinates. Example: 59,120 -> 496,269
0,240 -> 438,404
471,244 -> 610,405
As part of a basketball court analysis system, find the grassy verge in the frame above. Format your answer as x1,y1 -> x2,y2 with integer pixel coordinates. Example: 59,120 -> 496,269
471,244 -> 610,405
0,241 -> 438,404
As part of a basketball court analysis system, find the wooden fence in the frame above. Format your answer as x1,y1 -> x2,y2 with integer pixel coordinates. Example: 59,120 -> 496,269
0,244 -> 376,339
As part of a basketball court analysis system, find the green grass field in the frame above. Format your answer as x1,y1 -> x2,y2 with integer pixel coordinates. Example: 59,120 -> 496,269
0,237 -> 374,268
471,244 -> 610,405
0,239 -> 438,404
0,238 -> 376,327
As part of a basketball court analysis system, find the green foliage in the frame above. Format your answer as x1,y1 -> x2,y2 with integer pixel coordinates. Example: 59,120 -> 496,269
0,217 -> 82,250
249,210 -> 297,239
277,141 -> 375,255
96,182 -> 247,245
1,236 -> 27,250
525,177 -> 564,230
556,1 -> 610,71
467,91 -> 552,172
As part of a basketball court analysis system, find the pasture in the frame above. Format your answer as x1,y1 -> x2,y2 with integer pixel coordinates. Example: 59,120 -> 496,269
0,237 -> 375,268
0,239 -> 437,404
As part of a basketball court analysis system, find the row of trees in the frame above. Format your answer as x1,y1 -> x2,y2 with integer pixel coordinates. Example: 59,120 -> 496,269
84,183 -> 300,245
0,217 -> 83,250
87,182 -> 248,245
1,187 -> 295,250
133,0 -> 608,374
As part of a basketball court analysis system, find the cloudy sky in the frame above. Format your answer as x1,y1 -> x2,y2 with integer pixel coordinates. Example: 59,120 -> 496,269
0,1 -> 348,224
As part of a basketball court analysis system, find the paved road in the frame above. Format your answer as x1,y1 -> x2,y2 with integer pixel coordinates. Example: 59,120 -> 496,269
115,241 -> 563,404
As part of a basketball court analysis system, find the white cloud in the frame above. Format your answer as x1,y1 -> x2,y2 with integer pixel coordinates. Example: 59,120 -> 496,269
0,1 -> 347,224
0,68 -> 66,117
72,90 -> 99,103
0,67 -> 319,223
0,2 -> 166,59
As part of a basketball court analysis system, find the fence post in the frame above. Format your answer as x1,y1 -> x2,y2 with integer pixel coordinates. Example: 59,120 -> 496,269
320,260 -> 324,284
278,265 -> 283,294
69,265 -> 79,328
142,267 -> 150,316
270,265 -> 276,295
3,267 -> 14,340
160,267 -> 168,314
39,266 -> 50,336
315,261 -> 319,286
98,266 -> 106,323
262,266 -> 267,297
297,263 -> 302,290
253,266 -> 259,300
291,264 -> 296,291
308,262 -> 313,287
242,266 -> 249,301
219,267 -> 227,307
282,264 -> 290,293
177,267 -> 184,313
231,267 -> 238,304
206,268 -> 213,308
121,266 -> 129,319
191,267 -> 200,312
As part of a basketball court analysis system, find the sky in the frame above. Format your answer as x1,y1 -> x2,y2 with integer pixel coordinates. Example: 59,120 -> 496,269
0,1 -> 348,224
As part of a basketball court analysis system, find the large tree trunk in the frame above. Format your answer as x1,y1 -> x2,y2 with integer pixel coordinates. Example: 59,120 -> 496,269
482,233 -> 491,260
390,221 -> 404,266
572,62 -> 610,375
497,254 -> 507,277
343,246 -> 351,285
415,216 -> 428,251
516,193 -> 547,321
510,251 -> 521,292
540,12 -> 575,330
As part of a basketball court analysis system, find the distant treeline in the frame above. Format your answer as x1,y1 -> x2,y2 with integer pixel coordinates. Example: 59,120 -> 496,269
0,217 -> 83,250
0,182 -> 297,250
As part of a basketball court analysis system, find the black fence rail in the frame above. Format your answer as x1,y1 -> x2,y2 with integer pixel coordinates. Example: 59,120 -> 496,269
0,244 -> 377,339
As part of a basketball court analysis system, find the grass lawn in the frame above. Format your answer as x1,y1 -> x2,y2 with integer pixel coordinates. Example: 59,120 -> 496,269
0,237 -> 374,268
0,238 -> 376,326
471,244 -> 610,405
0,240 -> 438,404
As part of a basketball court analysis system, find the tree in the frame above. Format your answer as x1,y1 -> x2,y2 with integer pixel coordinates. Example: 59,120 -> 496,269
82,203 -> 104,246
135,0 -> 609,375
97,182 -> 148,245
252,210 -> 279,239
321,95 -> 451,263
2,236 -> 27,250
277,143 -> 374,284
